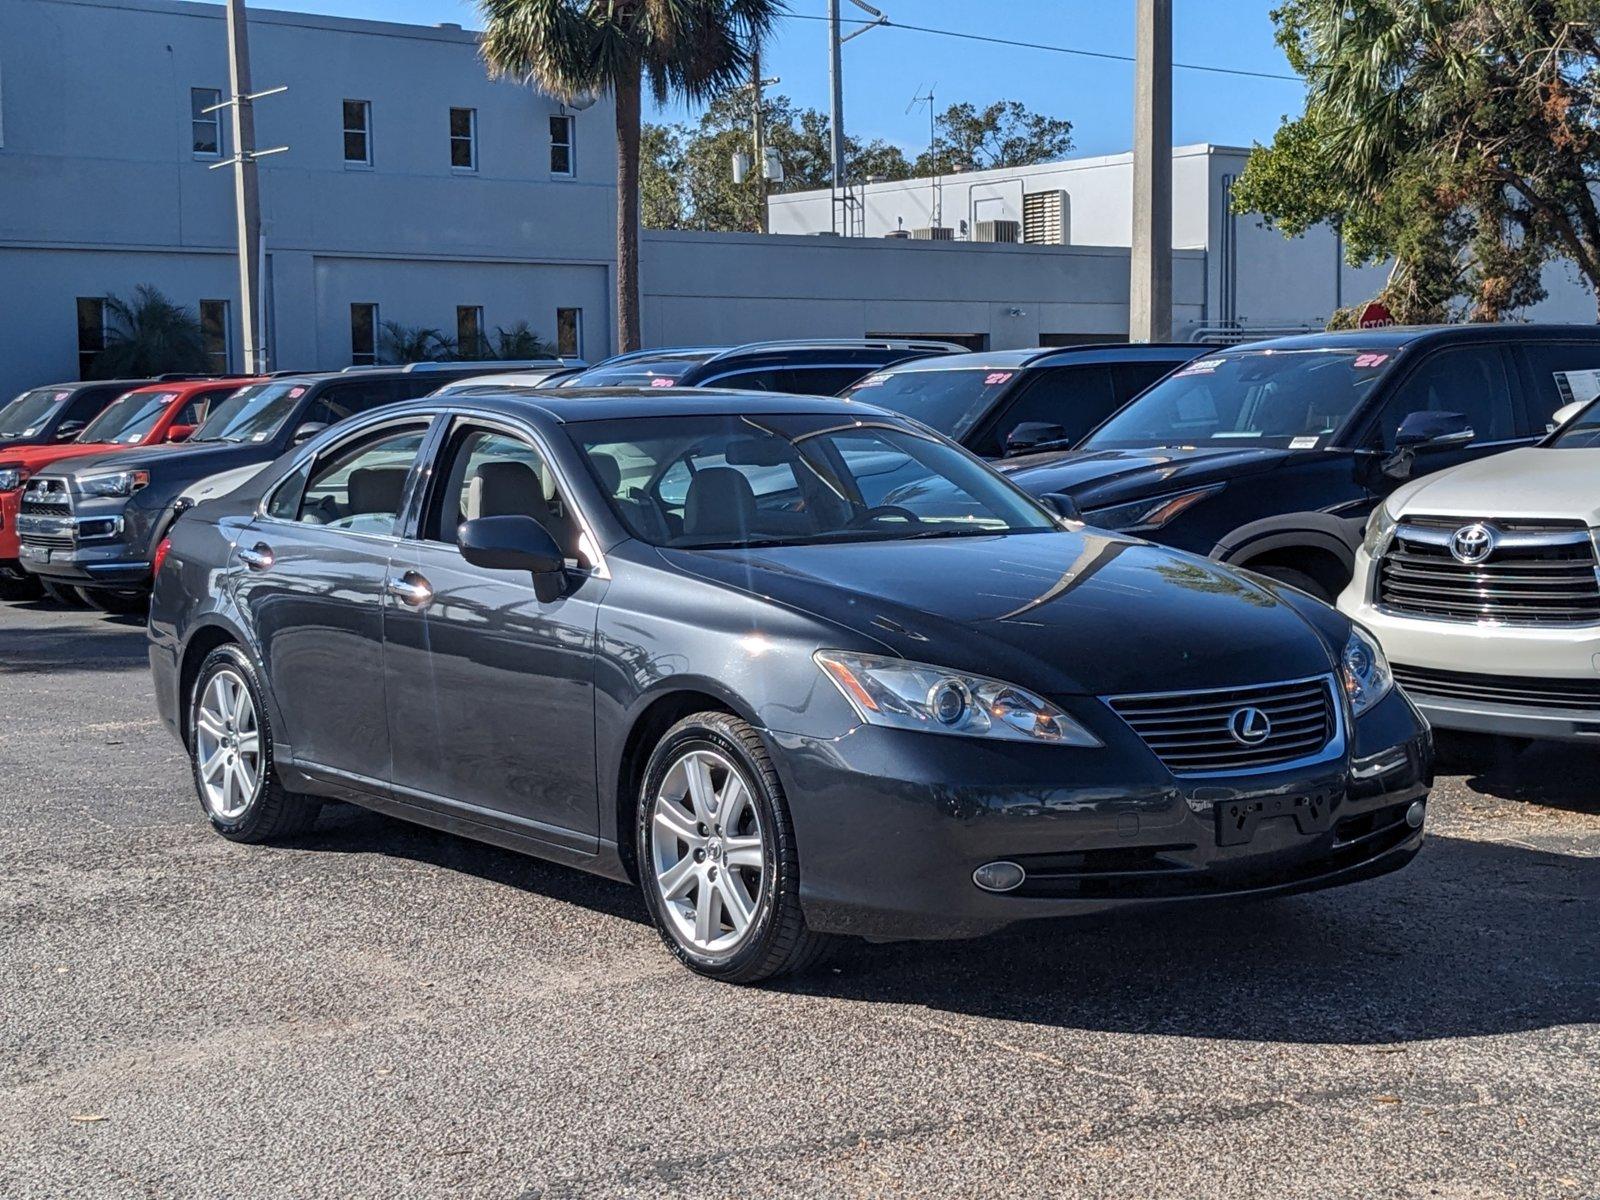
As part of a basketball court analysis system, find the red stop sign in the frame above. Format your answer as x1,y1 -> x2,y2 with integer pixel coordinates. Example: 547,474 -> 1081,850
1357,301 -> 1395,329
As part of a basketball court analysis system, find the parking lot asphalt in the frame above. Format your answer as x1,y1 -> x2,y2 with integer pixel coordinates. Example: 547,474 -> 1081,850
2,600 -> 1597,1199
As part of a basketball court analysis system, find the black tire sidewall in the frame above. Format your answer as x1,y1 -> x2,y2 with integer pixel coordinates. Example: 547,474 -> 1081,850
637,719 -> 788,978
189,646 -> 276,838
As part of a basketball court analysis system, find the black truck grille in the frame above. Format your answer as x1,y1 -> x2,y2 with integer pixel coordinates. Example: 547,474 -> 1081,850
1392,664 -> 1600,713
1106,676 -> 1337,776
1378,516 -> 1600,626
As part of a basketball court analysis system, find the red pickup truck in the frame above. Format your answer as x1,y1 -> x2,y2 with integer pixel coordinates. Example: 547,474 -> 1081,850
0,377 -> 261,602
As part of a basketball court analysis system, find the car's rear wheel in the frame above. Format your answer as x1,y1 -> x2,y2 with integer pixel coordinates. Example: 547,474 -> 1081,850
637,712 -> 834,983
76,586 -> 148,615
190,645 -> 319,843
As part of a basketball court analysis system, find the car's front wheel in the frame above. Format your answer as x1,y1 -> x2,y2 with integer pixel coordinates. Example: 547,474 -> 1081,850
189,645 -> 319,842
637,712 -> 834,983
76,586 -> 148,615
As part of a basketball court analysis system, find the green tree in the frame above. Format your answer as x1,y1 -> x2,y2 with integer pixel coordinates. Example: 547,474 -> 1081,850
911,100 -> 1074,176
87,286 -> 211,379
479,0 -> 780,352
380,321 -> 453,364
1234,0 -> 1600,324
489,320 -> 557,359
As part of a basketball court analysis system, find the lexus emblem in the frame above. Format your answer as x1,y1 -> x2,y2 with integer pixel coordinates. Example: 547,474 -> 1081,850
1228,706 -> 1273,746
1449,523 -> 1495,565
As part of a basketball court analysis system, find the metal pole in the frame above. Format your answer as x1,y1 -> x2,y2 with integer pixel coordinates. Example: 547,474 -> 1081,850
1130,0 -> 1172,342
224,0 -> 263,373
828,0 -> 846,235
752,42 -> 768,235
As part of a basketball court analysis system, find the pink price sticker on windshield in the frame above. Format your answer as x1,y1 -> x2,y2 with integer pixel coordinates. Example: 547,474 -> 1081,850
984,372 -> 1015,386
1354,353 -> 1389,368
650,377 -> 675,388
1177,358 -> 1224,377
854,373 -> 891,388
288,386 -> 306,398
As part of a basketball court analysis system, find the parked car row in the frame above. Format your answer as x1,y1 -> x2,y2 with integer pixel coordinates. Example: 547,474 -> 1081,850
9,323 -> 1600,983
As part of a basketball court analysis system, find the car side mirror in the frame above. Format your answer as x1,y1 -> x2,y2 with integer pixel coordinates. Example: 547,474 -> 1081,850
1551,399 -> 1587,429
165,424 -> 196,443
1040,493 -> 1082,523
1393,410 -> 1473,449
1004,421 -> 1070,457
458,515 -> 567,602
291,421 -> 328,446
55,420 -> 85,441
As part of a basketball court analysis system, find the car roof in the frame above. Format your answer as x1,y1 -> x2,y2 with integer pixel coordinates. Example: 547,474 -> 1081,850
21,378 -> 153,393
1215,324 -> 1600,353
412,385 -> 891,424
121,376 -> 266,396
876,344 -> 1202,372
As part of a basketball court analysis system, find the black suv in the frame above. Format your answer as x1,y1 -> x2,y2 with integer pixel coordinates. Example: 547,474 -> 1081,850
552,339 -> 964,393
0,379 -> 162,449
15,363 -> 523,603
1001,325 -> 1600,600
841,344 -> 1203,457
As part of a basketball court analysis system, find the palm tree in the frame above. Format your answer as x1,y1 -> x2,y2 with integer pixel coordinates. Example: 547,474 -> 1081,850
490,320 -> 557,359
380,321 -> 454,363
479,0 -> 781,353
88,286 -> 211,379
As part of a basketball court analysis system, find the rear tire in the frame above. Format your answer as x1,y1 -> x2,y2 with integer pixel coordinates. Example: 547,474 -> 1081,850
1250,565 -> 1332,602
637,712 -> 835,984
189,645 -> 320,843
76,586 -> 149,615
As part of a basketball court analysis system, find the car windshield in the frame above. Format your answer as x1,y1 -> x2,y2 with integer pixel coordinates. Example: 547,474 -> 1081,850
1082,348 -> 1397,450
77,390 -> 179,444
1548,398 -> 1600,448
844,367 -> 1020,438
0,388 -> 71,439
192,381 -> 308,443
571,412 -> 1057,550
560,353 -> 716,389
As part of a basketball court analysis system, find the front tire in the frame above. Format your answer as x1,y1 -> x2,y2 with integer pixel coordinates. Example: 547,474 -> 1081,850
1251,565 -> 1332,602
40,580 -> 85,607
76,586 -> 149,615
189,645 -> 319,843
637,712 -> 834,983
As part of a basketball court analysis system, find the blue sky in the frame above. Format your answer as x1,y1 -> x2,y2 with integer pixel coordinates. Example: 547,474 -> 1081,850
260,0 -> 1305,157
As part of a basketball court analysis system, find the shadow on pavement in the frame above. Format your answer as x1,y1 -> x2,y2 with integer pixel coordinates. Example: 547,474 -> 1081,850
1445,737 -> 1600,814
0,622 -> 151,673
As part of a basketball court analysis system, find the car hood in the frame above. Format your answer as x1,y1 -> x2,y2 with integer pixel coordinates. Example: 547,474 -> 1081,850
1388,446 -> 1600,523
997,445 -> 1291,508
42,439 -> 266,484
0,440 -> 133,472
667,530 -> 1339,697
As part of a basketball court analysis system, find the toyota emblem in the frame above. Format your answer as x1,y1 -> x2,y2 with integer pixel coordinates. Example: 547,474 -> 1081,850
1228,706 -> 1273,746
1449,523 -> 1495,565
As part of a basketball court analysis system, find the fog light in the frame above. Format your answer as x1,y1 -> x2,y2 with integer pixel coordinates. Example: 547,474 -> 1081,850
1405,801 -> 1425,829
973,860 -> 1026,893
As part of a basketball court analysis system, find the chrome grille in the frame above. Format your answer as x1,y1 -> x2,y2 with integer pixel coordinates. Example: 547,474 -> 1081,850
1392,664 -> 1600,713
1107,676 -> 1338,776
19,477 -> 72,517
1378,516 -> 1600,626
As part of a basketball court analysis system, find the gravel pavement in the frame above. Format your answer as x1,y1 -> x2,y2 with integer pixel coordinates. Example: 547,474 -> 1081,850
2,599 -> 1597,1199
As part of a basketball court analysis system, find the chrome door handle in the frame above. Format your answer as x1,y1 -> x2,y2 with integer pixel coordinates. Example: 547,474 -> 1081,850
238,543 -> 274,571
384,572 -> 433,607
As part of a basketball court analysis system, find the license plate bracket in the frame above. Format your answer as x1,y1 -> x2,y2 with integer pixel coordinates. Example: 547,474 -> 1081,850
1216,786 -> 1340,847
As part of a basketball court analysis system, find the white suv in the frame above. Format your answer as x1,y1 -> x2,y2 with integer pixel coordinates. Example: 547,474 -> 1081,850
1339,398 -> 1600,743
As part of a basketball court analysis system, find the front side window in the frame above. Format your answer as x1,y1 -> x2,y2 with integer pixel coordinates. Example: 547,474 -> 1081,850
450,106 -> 477,170
78,391 -> 178,444
456,306 -> 485,358
846,367 -> 1020,439
550,114 -> 574,176
1084,348 -> 1400,451
571,413 -> 1056,550
975,365 -> 1118,457
1365,347 -> 1514,450
343,99 -> 372,165
76,297 -> 107,378
425,426 -> 583,561
287,425 -> 428,535
191,87 -> 223,158
351,302 -> 378,365
200,300 -> 230,372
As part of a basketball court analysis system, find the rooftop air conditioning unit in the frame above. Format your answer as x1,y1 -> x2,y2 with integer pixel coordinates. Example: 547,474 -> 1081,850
911,226 -> 955,241
884,229 -> 911,239
974,219 -> 1021,244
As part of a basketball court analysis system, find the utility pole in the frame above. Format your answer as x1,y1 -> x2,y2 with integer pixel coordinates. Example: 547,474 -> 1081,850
1130,0 -> 1173,342
828,0 -> 846,234
224,0 -> 263,372
752,42 -> 769,235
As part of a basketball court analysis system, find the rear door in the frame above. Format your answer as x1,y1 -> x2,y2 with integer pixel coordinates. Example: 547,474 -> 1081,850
233,416 -> 434,781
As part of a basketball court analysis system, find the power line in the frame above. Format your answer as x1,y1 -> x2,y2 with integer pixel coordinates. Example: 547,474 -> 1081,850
782,11 -> 1302,83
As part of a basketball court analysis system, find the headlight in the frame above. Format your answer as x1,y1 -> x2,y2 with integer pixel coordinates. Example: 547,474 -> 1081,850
1083,484 -> 1224,533
0,467 -> 25,492
814,650 -> 1102,746
1340,626 -> 1394,716
1362,501 -> 1397,557
79,469 -> 150,498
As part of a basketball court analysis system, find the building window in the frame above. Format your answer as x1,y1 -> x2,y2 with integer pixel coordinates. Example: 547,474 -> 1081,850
350,302 -> 378,365
76,297 -> 107,377
550,114 -> 574,176
343,100 -> 372,166
191,87 -> 223,159
556,307 -> 582,358
450,107 -> 477,171
456,306 -> 484,358
200,300 -> 230,372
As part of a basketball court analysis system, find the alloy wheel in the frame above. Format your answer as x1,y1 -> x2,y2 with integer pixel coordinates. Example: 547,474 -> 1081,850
194,669 -> 263,821
650,748 -> 767,956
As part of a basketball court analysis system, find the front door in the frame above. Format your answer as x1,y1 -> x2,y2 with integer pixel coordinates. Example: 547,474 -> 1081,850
383,419 -> 604,847
233,419 -> 432,781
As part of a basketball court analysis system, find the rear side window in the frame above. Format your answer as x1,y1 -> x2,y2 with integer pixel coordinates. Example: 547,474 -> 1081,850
1519,343 -> 1600,431
63,387 -> 119,423
702,366 -> 875,395
290,424 -> 429,535
1111,360 -> 1182,405
304,380 -> 401,427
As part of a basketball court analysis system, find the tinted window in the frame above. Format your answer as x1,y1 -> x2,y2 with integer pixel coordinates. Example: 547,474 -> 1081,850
304,380 -> 401,426
974,366 -> 1118,457
1520,343 -> 1600,432
425,426 -> 583,561
1085,349 -> 1397,450
563,354 -> 715,389
1111,360 -> 1181,404
178,387 -> 234,426
294,425 -> 427,535
0,389 -> 70,439
1366,347 -> 1514,450
702,366 -> 874,396
846,367 -> 1020,439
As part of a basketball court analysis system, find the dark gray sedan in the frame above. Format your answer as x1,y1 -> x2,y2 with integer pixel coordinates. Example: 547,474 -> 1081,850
149,389 -> 1432,983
